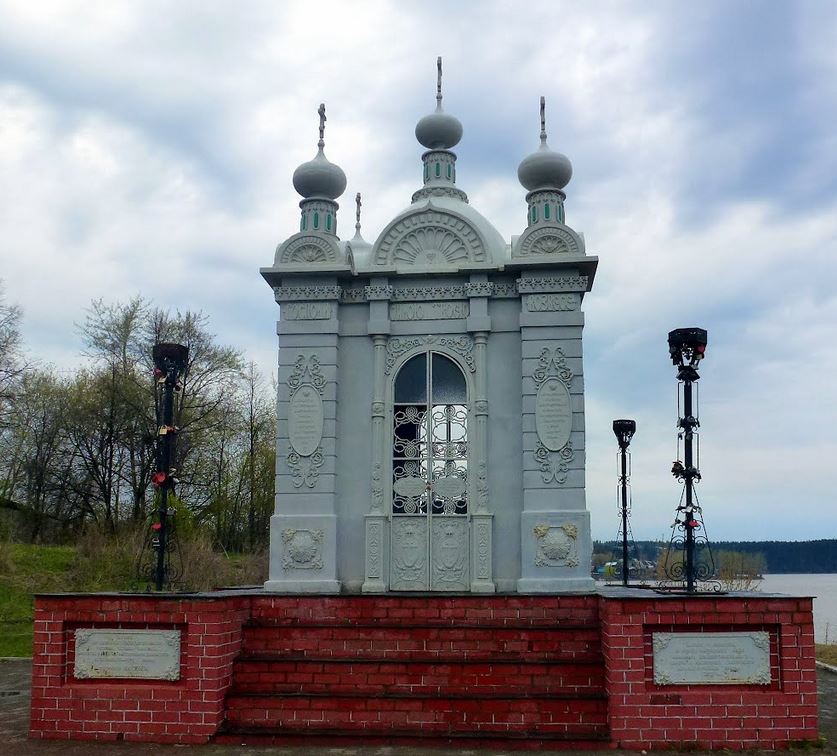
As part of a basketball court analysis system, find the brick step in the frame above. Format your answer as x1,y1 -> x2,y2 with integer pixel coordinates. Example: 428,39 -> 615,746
242,624 -> 602,661
224,693 -> 609,734
248,616 -> 601,629
250,596 -> 600,628
215,725 -> 610,750
232,656 -> 606,696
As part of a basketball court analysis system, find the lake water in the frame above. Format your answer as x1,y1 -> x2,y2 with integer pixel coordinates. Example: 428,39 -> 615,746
758,573 -> 837,644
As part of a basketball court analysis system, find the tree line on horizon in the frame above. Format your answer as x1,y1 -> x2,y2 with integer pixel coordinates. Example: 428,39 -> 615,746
594,539 -> 837,574
0,285 -> 275,553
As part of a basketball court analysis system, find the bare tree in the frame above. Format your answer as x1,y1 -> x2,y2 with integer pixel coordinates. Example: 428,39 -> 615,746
0,282 -> 26,429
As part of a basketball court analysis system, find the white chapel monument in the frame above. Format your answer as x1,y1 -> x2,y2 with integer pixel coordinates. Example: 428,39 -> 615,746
261,61 -> 598,594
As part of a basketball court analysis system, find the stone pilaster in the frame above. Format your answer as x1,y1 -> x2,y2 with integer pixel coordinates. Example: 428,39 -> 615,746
516,271 -> 594,592
469,327 -> 495,592
265,280 -> 341,592
363,331 -> 390,592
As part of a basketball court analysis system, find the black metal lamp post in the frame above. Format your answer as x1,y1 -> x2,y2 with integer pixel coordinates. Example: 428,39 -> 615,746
612,419 -> 636,586
667,327 -> 706,593
151,342 -> 188,591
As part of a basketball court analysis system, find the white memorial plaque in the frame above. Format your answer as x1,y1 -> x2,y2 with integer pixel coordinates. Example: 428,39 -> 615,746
652,631 -> 771,685
535,378 -> 573,451
74,629 -> 181,681
288,384 -> 324,456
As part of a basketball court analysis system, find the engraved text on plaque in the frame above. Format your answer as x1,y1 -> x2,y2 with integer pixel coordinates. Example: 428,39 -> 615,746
74,628 -> 181,681
288,384 -> 324,457
652,631 -> 771,685
535,378 -> 573,451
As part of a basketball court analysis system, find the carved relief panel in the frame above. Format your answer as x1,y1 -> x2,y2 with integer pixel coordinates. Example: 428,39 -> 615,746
390,518 -> 428,590
533,523 -> 579,568
286,355 -> 326,488
532,347 -> 575,484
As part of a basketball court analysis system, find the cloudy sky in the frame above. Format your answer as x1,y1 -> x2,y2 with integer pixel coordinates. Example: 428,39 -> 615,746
1,1 -> 835,542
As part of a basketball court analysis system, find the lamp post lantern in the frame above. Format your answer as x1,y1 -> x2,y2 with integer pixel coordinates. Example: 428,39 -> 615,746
612,419 -> 636,587
151,342 -> 189,591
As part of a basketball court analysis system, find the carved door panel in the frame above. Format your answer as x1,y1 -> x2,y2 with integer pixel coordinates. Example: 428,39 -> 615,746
391,352 -> 469,592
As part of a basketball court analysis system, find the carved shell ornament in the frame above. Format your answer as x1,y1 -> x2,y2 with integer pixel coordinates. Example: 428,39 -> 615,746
516,224 -> 582,258
277,233 -> 339,265
373,210 -> 486,267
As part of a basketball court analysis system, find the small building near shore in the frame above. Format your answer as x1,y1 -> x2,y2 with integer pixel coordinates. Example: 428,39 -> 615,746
260,76 -> 597,594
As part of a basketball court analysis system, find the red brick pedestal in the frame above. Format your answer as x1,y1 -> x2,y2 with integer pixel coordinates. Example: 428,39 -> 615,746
599,589 -> 818,750
29,589 -> 818,749
30,593 -> 250,743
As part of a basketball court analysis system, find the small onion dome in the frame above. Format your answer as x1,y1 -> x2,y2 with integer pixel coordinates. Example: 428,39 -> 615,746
292,103 -> 347,200
517,96 -> 572,191
415,56 -> 463,150
292,147 -> 347,200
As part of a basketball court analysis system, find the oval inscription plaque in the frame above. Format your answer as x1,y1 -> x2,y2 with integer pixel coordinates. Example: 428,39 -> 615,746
393,476 -> 428,498
535,378 -> 572,451
288,384 -> 324,456
433,475 -> 466,499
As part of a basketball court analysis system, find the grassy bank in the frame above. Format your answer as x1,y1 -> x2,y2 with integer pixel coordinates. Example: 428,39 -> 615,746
817,643 -> 837,666
0,536 -> 266,657
0,544 -> 76,656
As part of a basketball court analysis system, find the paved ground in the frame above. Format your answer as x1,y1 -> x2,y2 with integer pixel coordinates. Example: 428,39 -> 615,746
1,659 -> 834,754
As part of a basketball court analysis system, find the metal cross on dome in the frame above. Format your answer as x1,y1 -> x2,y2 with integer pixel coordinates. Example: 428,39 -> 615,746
318,102 -> 326,147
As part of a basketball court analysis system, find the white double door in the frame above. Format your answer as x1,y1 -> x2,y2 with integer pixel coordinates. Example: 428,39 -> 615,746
389,352 -> 470,591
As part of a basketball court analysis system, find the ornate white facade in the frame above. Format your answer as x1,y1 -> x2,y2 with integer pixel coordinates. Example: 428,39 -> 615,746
262,66 -> 598,593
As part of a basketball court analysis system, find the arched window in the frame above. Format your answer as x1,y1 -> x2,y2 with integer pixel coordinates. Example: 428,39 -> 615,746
392,352 -> 468,517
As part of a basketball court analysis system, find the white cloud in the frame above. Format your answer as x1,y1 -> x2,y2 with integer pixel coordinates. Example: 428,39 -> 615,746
0,0 -> 835,541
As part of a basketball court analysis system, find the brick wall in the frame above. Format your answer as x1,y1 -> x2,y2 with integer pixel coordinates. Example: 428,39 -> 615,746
30,595 -> 249,743
30,591 -> 818,748
599,593 -> 818,750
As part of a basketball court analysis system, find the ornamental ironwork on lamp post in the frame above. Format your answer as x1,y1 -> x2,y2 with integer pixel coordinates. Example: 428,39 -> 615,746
612,419 -> 636,587
150,342 -> 188,591
660,327 -> 719,593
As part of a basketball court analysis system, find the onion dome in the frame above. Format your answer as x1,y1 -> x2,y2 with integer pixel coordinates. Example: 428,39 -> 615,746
415,57 -> 463,150
292,103 -> 347,200
517,97 -> 572,192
